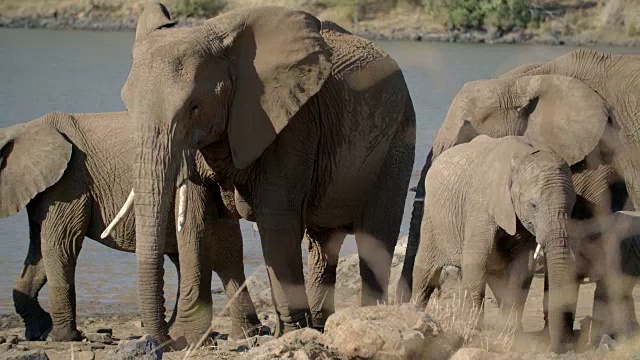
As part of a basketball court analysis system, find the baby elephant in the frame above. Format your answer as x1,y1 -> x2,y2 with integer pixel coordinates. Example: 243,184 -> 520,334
412,135 -> 578,353
0,112 -> 259,347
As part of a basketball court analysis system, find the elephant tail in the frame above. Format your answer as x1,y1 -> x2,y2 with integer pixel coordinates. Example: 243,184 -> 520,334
396,148 -> 432,304
0,113 -> 73,218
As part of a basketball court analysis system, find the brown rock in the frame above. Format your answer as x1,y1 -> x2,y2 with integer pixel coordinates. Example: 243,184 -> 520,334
324,304 -> 457,359
240,328 -> 338,360
85,332 -> 113,344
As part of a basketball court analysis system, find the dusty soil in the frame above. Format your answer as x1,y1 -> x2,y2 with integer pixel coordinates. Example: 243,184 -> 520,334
1,240 -> 639,359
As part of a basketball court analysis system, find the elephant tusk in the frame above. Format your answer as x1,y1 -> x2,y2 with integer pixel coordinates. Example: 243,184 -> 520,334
533,244 -> 543,260
177,182 -> 188,232
101,190 -> 135,239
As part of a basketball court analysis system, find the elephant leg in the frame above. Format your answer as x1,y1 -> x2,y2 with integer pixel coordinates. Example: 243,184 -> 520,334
411,259 -> 442,309
169,182 -> 216,349
211,218 -> 260,340
255,207 -> 310,336
501,250 -> 535,331
40,215 -> 86,341
305,228 -> 346,329
354,122 -> 414,306
13,217 -> 51,340
461,228 -> 495,328
167,253 -> 180,328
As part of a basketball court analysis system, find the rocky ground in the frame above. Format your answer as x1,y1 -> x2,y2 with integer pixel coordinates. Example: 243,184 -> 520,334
1,237 -> 640,359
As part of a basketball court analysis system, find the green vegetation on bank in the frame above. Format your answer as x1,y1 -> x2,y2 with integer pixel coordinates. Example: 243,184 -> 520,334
1,0 -> 639,44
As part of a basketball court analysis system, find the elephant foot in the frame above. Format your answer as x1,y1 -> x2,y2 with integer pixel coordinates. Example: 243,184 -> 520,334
169,326 -> 210,350
229,315 -> 263,340
24,311 -> 53,341
274,312 -> 312,338
46,325 -> 83,342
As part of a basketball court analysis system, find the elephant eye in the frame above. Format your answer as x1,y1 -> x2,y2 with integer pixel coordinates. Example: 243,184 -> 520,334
190,103 -> 199,115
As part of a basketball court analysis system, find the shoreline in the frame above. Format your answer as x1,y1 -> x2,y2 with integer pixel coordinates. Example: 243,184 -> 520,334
2,14 -> 640,48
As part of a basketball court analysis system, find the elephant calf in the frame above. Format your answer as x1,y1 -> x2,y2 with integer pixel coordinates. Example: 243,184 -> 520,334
0,112 -> 259,346
412,135 -> 578,353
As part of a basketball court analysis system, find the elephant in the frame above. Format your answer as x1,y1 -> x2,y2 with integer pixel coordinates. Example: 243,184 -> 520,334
398,50 -> 639,348
0,111 -> 260,347
115,2 -> 415,346
412,134 -> 578,353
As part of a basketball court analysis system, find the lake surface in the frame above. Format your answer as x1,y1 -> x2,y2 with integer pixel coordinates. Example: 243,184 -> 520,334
0,28 -> 638,314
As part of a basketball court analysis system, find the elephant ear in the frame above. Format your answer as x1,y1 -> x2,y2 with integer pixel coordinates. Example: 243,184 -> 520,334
516,75 -> 609,166
208,7 -> 332,169
485,137 -> 519,235
135,1 -> 177,40
0,116 -> 72,218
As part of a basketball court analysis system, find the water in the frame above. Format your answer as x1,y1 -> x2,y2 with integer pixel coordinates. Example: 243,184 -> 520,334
0,28 -> 638,315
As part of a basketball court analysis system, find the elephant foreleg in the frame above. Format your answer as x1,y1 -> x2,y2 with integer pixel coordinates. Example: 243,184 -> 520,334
211,218 -> 260,340
13,216 -> 51,340
305,228 -> 346,329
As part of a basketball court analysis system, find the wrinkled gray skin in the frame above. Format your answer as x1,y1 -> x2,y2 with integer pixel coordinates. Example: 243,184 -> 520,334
121,3 -> 415,346
399,50 -> 640,347
0,112 -> 259,347
413,135 -> 577,353
563,210 -> 640,342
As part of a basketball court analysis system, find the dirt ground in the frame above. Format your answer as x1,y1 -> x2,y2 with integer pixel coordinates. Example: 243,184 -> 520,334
1,273 -> 638,359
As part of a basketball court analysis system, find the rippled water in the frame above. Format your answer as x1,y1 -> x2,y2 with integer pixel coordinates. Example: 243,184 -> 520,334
0,28 -> 638,314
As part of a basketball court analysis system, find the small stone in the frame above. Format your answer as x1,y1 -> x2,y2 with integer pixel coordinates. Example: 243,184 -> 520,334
85,333 -> 113,344
2,349 -> 49,360
75,350 -> 95,360
0,336 -> 5,344
14,345 -> 29,351
599,334 -> 616,352
113,334 -> 162,360
131,320 -> 144,329
96,328 -> 113,336
7,335 -> 19,344
0,343 -> 15,353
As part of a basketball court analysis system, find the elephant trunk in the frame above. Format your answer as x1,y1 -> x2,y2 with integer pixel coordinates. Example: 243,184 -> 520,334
134,130 -> 177,347
396,150 -> 432,303
540,216 -> 577,353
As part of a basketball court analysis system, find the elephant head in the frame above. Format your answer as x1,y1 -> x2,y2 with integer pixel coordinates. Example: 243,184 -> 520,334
432,74 -> 612,164
494,141 -> 578,352
117,2 -> 331,346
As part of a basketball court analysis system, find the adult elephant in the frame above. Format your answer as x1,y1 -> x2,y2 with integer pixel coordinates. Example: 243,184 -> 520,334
398,49 -> 640,345
117,3 -> 415,346
0,112 -> 259,346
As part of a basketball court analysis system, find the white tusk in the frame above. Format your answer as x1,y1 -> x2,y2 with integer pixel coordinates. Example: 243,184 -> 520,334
177,183 -> 188,232
534,244 -> 543,260
101,190 -> 135,239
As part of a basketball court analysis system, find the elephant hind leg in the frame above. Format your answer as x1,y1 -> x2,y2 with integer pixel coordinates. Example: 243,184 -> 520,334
305,228 -> 346,329
411,261 -> 442,309
33,194 -> 89,342
13,218 -> 51,341
354,117 -> 415,307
